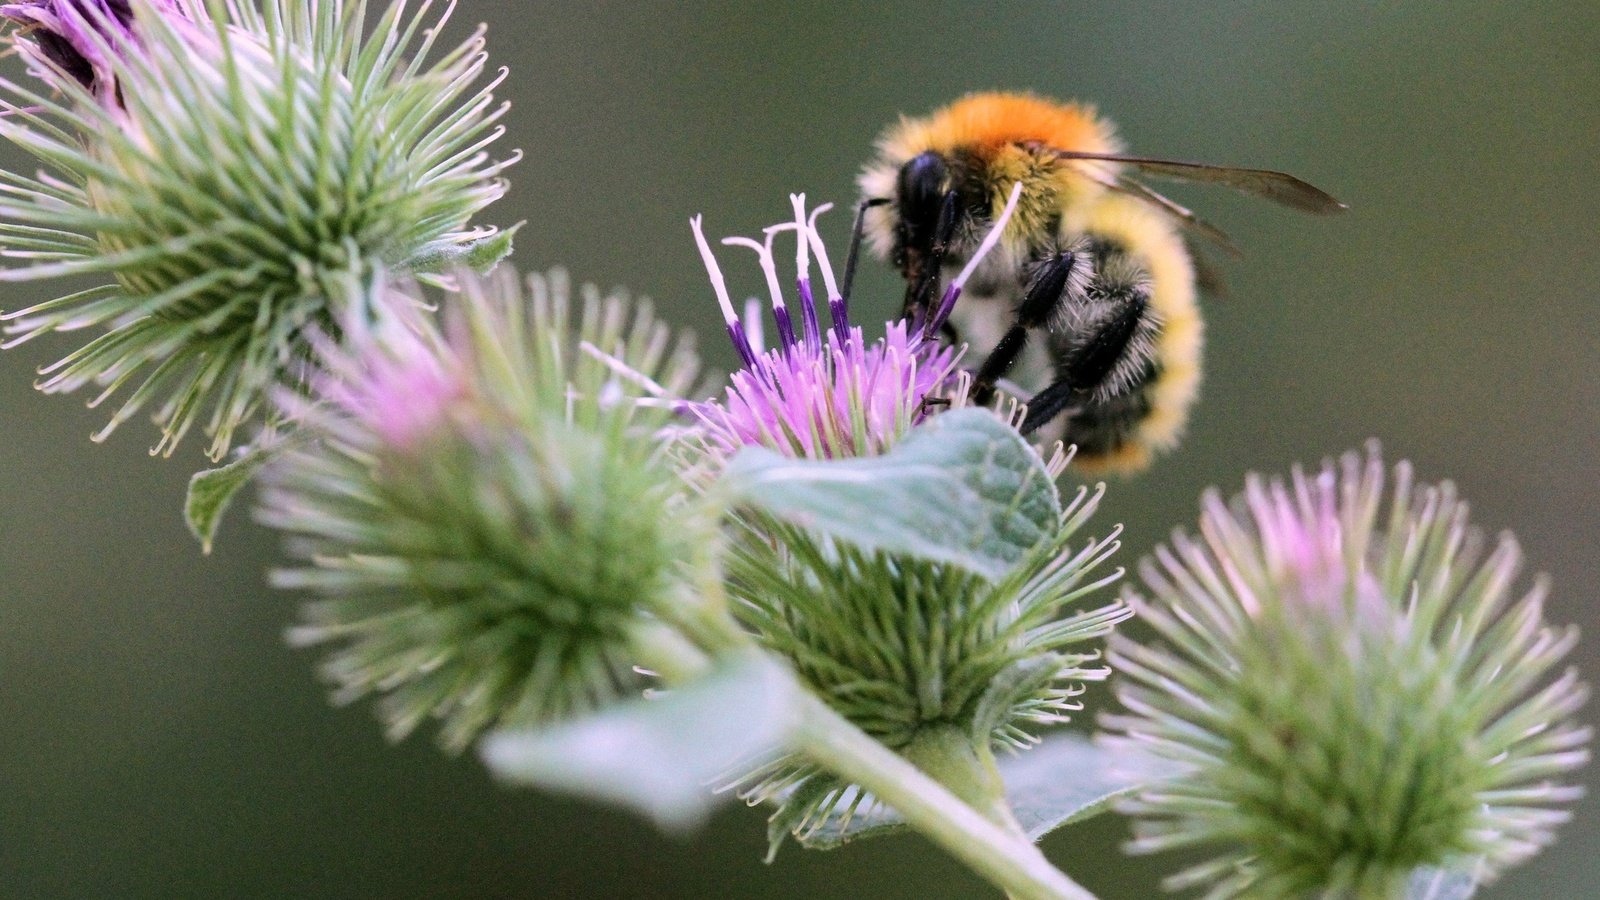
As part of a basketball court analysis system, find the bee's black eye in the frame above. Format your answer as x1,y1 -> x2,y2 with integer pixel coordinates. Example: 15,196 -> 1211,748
897,151 -> 950,251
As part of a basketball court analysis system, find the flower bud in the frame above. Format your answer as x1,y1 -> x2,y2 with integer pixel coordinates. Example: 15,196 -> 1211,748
734,476 -> 1130,843
0,0 -> 515,458
1104,447 -> 1590,897
260,269 -> 704,752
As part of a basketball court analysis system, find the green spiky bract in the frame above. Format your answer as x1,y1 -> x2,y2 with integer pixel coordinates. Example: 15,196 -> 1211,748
730,479 -> 1130,850
0,0 -> 516,458
1104,447 -> 1590,898
259,268 -> 705,752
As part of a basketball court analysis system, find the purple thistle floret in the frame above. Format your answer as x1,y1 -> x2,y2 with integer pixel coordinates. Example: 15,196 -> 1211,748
0,0 -> 164,104
1223,463 -> 1390,620
677,188 -> 1022,461
309,303 -> 468,455
265,293 -> 468,462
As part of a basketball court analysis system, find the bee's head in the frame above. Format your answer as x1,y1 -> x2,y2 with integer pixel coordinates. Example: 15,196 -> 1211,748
876,150 -> 1015,282
858,148 -> 961,279
893,150 -> 953,272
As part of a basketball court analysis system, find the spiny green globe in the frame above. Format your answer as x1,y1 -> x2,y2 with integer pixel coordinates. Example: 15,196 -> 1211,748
0,1 -> 514,458
96,49 -> 411,328
730,476 -> 1130,849
1107,450 -> 1588,898
318,419 -> 689,750
1213,610 -> 1483,897
262,268 -> 705,752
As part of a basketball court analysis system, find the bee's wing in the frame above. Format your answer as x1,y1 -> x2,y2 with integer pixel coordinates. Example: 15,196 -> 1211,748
1052,151 -> 1348,215
1074,164 -> 1245,258
1183,232 -> 1232,299
1114,175 -> 1236,294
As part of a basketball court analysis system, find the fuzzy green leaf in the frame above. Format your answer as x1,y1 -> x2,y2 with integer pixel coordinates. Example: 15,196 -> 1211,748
405,222 -> 522,276
480,654 -> 799,831
1407,867 -> 1479,900
792,731 -> 1177,849
724,409 -> 1060,580
185,441 -> 279,553
1001,733 -> 1179,839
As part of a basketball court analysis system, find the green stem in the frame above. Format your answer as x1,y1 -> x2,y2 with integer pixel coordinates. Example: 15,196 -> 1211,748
629,620 -> 715,683
795,696 -> 1096,900
900,724 -> 1027,838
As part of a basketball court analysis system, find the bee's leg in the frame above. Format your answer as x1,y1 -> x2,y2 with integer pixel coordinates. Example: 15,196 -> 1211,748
1018,379 -> 1079,434
903,190 -> 960,321
840,197 -> 890,309
969,248 -> 1090,406
1019,268 -> 1152,435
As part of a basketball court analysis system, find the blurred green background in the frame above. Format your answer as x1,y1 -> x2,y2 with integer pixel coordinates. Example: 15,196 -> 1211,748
3,2 -> 1597,897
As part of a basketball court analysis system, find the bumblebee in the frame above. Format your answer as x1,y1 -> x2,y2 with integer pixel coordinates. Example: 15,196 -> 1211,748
857,91 -> 1344,474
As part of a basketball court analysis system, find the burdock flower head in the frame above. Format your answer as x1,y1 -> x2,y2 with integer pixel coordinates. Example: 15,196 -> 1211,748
1104,446 -> 1590,897
259,268 -> 704,752
669,186 -> 1023,463
0,0 -> 516,458
721,417 -> 1129,849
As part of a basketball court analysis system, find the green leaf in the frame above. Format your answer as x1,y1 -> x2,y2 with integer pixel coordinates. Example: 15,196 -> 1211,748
792,731 -> 1180,849
480,654 -> 800,831
405,222 -> 522,277
185,441 -> 278,554
723,409 -> 1060,580
1001,733 -> 1179,839
1407,866 -> 1479,900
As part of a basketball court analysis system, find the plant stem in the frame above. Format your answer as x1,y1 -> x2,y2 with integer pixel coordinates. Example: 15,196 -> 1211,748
629,620 -> 714,683
795,695 -> 1096,900
900,723 -> 1026,838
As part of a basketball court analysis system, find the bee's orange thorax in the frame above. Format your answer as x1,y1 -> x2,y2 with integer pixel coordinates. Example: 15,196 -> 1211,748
908,91 -> 1121,157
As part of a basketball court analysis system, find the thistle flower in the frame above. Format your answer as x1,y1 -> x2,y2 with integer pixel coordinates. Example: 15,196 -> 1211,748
0,0 -> 516,458
1104,447 -> 1590,898
666,186 -> 1023,463
733,468 -> 1131,843
258,268 -> 704,752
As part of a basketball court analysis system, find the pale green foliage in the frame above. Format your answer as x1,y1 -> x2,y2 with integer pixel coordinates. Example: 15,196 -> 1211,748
788,731 -> 1181,850
184,437 -> 279,552
260,269 -> 704,751
723,410 -> 1063,580
0,0 -> 515,458
482,653 -> 800,831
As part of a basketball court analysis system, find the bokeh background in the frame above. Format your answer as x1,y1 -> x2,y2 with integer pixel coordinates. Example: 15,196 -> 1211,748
4,2 -> 1597,897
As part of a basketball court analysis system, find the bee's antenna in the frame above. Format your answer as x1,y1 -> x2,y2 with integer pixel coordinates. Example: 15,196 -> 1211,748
840,197 -> 889,310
